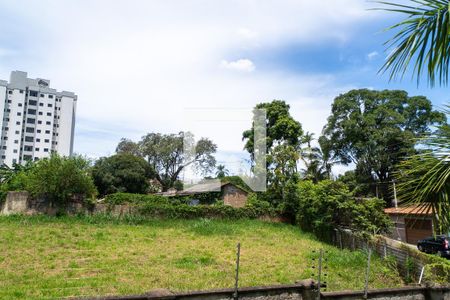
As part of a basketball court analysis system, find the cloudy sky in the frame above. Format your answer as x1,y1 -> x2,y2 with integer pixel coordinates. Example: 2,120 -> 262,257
0,1 -> 448,174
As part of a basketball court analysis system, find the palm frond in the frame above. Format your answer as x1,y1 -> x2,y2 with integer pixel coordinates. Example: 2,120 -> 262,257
376,0 -> 450,87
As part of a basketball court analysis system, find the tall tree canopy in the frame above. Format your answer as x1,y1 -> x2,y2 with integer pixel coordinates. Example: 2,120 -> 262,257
321,89 -> 445,198
92,153 -> 154,196
243,100 -> 303,158
378,0 -> 450,86
132,132 -> 217,191
243,100 -> 303,210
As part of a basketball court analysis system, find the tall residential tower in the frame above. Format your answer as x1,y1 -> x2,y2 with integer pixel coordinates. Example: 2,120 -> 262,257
0,71 -> 77,166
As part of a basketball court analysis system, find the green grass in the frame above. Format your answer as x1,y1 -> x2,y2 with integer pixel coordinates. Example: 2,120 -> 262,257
0,215 -> 404,299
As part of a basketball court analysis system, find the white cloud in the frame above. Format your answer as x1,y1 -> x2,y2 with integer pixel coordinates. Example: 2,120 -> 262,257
0,0 -> 385,167
220,59 -> 255,72
367,51 -> 379,60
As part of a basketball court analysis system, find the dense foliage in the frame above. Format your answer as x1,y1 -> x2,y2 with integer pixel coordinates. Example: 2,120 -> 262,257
92,153 -> 154,196
295,180 -> 392,238
321,89 -> 445,200
242,100 -> 303,216
26,154 -> 97,207
103,192 -> 278,219
117,132 -> 217,191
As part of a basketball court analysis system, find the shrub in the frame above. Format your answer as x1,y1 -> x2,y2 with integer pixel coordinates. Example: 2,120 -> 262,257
296,180 -> 392,238
26,154 -> 97,208
92,153 -> 154,196
137,202 -> 275,219
104,192 -> 170,206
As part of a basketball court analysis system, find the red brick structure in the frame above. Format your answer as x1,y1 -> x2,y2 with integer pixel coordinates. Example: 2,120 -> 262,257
222,183 -> 249,208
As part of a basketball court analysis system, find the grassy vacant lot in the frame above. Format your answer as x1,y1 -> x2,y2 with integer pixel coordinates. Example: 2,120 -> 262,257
0,215 -> 403,299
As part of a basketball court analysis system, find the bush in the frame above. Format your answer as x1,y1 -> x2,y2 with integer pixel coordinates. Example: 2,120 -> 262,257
137,202 -> 275,219
104,192 -> 170,205
296,180 -> 392,238
103,192 -> 278,220
92,153 -> 154,196
25,154 -> 97,208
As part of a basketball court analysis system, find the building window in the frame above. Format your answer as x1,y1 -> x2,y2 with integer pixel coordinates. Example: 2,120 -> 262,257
25,136 -> 34,142
40,94 -> 44,97
44,139 -> 49,143
39,103 -> 43,107
45,130 -> 50,134
8,90 -> 12,95
27,118 -> 35,124
4,127 -> 8,131
43,148 -> 49,152
37,130 -> 41,133
36,138 -> 41,142
7,100 -> 11,104
15,131 -> 19,134
14,140 -> 18,144
17,112 -> 21,116
24,146 -> 33,152
13,149 -> 17,153
49,95 -> 53,99
37,121 -> 42,124
38,112 -> 43,115
1,155 -> 5,159
3,137 -> 7,140
29,91 -> 38,97
23,155 -> 32,161
25,127 -> 34,133
16,121 -> 20,125
35,148 -> 40,151
19,90 -> 23,94
28,100 -> 37,106
47,112 -> 51,116
47,103 -> 53,108
2,146 -> 6,150
18,103 -> 22,107
28,109 -> 36,115
46,121 -> 51,125
5,108 -> 10,112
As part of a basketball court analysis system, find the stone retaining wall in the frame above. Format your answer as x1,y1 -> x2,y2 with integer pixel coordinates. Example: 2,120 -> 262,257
80,285 -> 450,300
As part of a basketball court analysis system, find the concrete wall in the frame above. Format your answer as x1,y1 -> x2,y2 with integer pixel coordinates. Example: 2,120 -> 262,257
79,281 -> 317,300
222,184 -> 248,208
78,285 -> 450,300
1,191 -> 29,215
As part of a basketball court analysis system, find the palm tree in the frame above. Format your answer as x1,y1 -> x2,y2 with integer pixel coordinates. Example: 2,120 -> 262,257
215,164 -> 229,178
378,0 -> 450,86
396,105 -> 450,233
300,132 -> 336,182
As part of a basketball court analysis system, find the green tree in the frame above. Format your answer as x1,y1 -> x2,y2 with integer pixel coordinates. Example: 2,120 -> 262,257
378,0 -> 450,86
321,89 -> 445,200
300,132 -> 332,183
243,100 -> 303,158
243,100 -> 303,215
92,153 -> 155,196
116,138 -> 141,156
26,154 -> 97,208
138,132 -> 217,191
215,164 -> 229,178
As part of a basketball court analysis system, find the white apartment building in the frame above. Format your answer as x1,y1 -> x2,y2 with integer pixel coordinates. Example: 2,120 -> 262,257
0,71 -> 77,166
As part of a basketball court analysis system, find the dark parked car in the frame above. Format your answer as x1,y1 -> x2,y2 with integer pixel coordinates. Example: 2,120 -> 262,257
417,235 -> 450,258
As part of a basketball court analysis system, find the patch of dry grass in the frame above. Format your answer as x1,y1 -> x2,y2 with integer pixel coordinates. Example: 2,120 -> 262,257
0,215 -> 403,299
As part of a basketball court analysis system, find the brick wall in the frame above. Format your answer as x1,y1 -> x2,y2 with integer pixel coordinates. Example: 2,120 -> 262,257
222,184 -> 248,208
